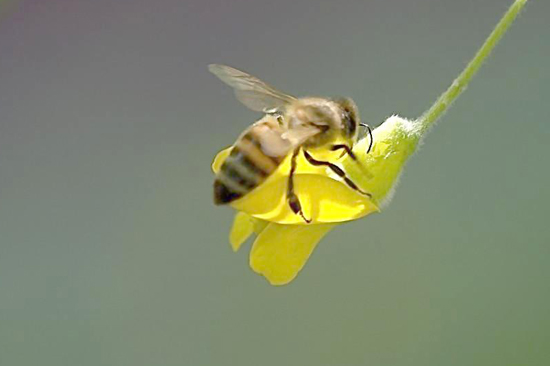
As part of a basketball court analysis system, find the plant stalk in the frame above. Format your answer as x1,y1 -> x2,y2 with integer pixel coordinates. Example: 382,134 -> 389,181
416,0 -> 528,134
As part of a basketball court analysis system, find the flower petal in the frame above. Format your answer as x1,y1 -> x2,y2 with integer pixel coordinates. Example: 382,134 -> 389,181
229,211 -> 255,252
249,222 -> 336,285
212,147 -> 379,224
229,212 -> 269,252
232,172 -> 378,223
211,146 -> 232,174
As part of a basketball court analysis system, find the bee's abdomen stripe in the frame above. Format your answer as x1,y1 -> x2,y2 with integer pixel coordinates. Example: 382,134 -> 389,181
224,153 -> 264,185
216,146 -> 268,199
237,136 -> 279,174
220,162 -> 256,189
216,169 -> 250,195
213,179 -> 242,204
245,130 -> 285,165
239,153 -> 269,178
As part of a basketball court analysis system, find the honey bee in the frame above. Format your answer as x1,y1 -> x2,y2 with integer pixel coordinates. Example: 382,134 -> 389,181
210,64 -> 373,223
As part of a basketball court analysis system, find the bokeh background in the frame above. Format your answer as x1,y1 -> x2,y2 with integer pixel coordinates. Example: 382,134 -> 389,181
1,0 -> 548,365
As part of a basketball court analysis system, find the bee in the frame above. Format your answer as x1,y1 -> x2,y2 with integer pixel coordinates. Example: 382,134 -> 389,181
209,64 -> 373,223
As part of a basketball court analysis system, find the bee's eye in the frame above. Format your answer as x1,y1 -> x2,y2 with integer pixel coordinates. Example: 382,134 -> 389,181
342,109 -> 356,137
343,110 -> 351,122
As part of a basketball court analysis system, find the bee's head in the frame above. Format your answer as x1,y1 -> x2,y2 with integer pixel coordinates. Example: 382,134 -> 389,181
335,98 -> 360,140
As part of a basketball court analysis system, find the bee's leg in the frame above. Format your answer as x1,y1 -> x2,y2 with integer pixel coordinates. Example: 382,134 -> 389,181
288,148 -> 311,223
330,144 -> 357,160
303,150 -> 372,198
331,125 -> 374,158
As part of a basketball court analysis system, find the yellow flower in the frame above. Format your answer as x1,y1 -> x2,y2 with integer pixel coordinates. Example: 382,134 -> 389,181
211,0 -> 528,285
212,116 -> 420,285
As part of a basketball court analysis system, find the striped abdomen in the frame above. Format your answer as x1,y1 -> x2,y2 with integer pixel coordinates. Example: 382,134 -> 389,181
214,129 -> 286,205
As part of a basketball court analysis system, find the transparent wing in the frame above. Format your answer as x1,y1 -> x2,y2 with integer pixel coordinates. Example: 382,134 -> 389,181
209,64 -> 296,112
261,125 -> 321,157
244,116 -> 321,158
282,125 -> 322,147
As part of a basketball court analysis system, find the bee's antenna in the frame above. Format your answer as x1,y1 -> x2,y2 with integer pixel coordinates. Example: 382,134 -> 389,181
360,123 -> 374,154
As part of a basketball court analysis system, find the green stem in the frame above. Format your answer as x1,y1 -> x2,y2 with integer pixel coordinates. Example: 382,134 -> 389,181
416,0 -> 528,134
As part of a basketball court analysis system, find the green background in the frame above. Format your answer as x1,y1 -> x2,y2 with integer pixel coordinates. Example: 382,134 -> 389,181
1,0 -> 548,365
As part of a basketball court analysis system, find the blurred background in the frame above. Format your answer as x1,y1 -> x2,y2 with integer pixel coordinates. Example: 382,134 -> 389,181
0,0 -> 548,365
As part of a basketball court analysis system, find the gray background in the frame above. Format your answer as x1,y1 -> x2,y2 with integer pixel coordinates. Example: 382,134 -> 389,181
1,0 -> 548,365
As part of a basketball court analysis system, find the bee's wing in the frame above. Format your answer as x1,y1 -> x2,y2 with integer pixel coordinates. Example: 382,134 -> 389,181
262,125 -> 322,157
247,117 -> 321,158
282,125 -> 322,147
209,64 -> 296,112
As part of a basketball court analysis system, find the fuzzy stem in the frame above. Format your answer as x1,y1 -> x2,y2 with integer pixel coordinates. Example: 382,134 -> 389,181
416,0 -> 528,134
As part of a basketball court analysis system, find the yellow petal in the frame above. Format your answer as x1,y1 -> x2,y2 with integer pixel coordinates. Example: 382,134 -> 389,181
229,211 -> 255,252
229,212 -> 269,251
232,171 -> 378,224
212,148 -> 379,224
211,146 -> 232,174
249,222 -> 336,285
251,216 -> 269,234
